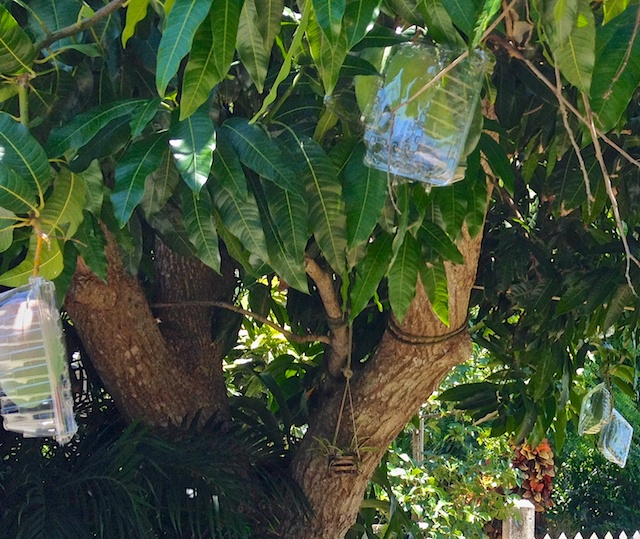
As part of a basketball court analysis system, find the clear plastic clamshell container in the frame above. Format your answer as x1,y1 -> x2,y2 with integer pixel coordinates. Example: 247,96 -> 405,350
578,383 -> 613,435
0,277 -> 77,444
363,42 -> 488,186
598,409 -> 633,468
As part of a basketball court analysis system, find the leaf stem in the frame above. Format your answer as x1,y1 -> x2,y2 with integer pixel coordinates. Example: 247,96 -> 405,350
17,80 -> 29,127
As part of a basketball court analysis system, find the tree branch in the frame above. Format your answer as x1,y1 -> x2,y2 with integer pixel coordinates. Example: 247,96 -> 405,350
152,300 -> 330,345
36,0 -> 127,50
304,256 -> 351,378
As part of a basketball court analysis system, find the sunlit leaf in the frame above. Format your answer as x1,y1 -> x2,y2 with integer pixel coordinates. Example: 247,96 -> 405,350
344,0 -> 381,49
256,0 -> 284,49
141,149 -> 180,216
419,220 -> 463,264
312,0 -> 346,41
419,258 -> 449,326
307,16 -> 348,95
0,4 -> 36,74
156,0 -> 213,96
0,163 -> 38,214
0,236 -> 63,287
387,232 -> 420,322
122,0 -> 151,47
236,0 -> 269,92
0,206 -> 16,252
39,167 -> 87,238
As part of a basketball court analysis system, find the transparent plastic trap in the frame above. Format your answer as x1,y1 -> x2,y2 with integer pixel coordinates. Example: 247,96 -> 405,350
578,383 -> 613,436
598,409 -> 633,468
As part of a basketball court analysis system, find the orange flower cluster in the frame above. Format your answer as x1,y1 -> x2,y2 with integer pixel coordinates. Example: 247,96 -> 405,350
512,438 -> 555,512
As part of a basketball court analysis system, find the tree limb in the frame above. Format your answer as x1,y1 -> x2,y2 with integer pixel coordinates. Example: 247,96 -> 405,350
152,300 -> 331,345
304,256 -> 351,378
36,0 -> 127,50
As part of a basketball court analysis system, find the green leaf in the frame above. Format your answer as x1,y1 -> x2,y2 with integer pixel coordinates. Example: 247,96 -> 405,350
590,5 -> 640,131
181,1 -> 242,119
548,0 -> 578,45
236,0 -> 270,93
222,118 -> 299,195
470,0 -> 500,49
27,0 -> 82,49
478,133 -> 514,195
418,0 -> 463,46
419,258 -> 449,326
68,117 -> 132,173
344,0 -> 381,49
0,163 -> 38,214
39,168 -> 87,238
307,16 -> 349,95
552,0 -> 595,94
343,144 -> 387,250
385,0 -> 422,25
47,99 -> 147,157
603,0 -> 629,24
263,180 -> 309,275
0,206 -> 16,252
156,0 -> 213,97
0,4 -> 36,75
0,112 -> 51,202
387,232 -> 420,322
112,132 -> 169,227
122,0 -> 151,47
463,149 -> 487,238
256,0 -> 284,49
140,149 -> 180,217
211,131 -> 248,199
433,181 -> 468,239
312,0 -> 346,41
169,106 -> 216,194
349,231 -> 393,320
130,98 -> 162,138
74,211 -> 108,282
80,160 -> 106,215
554,278 -> 589,316
603,283 -> 635,331
419,220 -> 464,264
288,132 -> 346,273
148,206 -> 198,258
0,236 -> 63,287
442,0 -> 478,35
181,184 -> 221,272
251,176 -> 308,292
438,381 -> 498,402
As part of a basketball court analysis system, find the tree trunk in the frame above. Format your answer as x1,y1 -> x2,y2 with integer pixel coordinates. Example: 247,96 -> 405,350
282,227 -> 484,539
64,230 -> 234,426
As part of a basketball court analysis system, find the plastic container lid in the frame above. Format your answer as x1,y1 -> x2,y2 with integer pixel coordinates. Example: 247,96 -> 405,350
0,277 -> 77,444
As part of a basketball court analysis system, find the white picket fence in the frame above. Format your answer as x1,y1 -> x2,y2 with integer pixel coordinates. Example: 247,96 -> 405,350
542,533 -> 640,539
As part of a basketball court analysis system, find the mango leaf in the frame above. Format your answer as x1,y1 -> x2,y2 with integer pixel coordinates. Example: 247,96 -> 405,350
554,278 -> 590,316
112,132 -> 169,227
307,16 -> 349,95
169,106 -> 216,194
80,161 -> 106,215
433,180 -> 467,239
211,181 -> 269,264
236,0 -> 269,92
212,132 -> 248,199
130,97 -> 162,138
470,0 -> 500,49
343,144 -> 386,250
546,0 -> 578,45
222,118 -> 299,195
286,131 -> 346,272
0,206 -> 16,252
181,0 -> 242,120
419,0 -> 463,46
312,0 -> 346,41
68,117 -> 132,174
148,206 -> 198,258
0,163 -> 38,214
419,258 -> 449,326
0,112 -> 51,201
603,0 -> 629,24
263,180 -> 309,275
603,283 -> 635,331
140,149 -> 180,216
47,99 -> 147,157
181,184 -> 221,272
156,0 -> 213,97
387,232 -> 419,322
442,0 -> 478,35
27,0 -> 82,48
251,176 -> 308,292
39,168 -> 87,238
438,381 -> 499,402
463,149 -> 487,238
256,0 -> 284,49
344,0 -> 381,49
74,211 -> 108,282
0,4 -> 36,75
349,231 -> 393,321
122,0 -> 151,47
419,220 -> 463,264
0,236 -> 63,287
478,132 -> 514,195
590,5 -> 640,131
385,0 -> 422,25
552,0 -> 595,94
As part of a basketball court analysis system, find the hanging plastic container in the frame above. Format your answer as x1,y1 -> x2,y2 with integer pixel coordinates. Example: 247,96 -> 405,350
578,383 -> 613,435
363,42 -> 488,186
0,277 -> 77,444
598,409 -> 633,468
